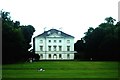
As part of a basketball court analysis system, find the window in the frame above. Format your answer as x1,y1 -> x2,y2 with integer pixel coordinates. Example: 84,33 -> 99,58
48,46 -> 51,51
59,54 -> 62,58
48,40 -> 51,43
54,40 -> 56,43
67,46 -> 70,51
59,40 -> 62,43
59,46 -> 62,51
67,40 -> 70,43
58,32 -> 61,35
47,31 -> 51,35
48,54 -> 51,58
53,54 -> 57,59
67,54 -> 70,59
40,46 -> 43,51
40,40 -> 43,43
40,54 -> 43,59
53,45 -> 57,51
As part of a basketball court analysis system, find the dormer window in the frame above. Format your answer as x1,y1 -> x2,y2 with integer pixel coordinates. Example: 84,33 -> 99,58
47,31 -> 51,35
40,40 -> 43,43
67,40 -> 70,43
54,40 -> 56,43
58,32 -> 61,35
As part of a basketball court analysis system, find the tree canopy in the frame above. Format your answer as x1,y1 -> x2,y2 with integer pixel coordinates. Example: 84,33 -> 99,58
2,10 -> 36,64
75,17 -> 119,61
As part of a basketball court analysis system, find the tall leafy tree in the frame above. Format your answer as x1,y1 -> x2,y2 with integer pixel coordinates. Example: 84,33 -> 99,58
75,17 -> 119,61
20,25 -> 35,60
105,17 -> 116,25
2,10 -> 35,64
74,39 -> 86,60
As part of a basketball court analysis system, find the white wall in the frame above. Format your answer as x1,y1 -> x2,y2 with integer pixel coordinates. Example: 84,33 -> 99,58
34,35 -> 75,60
39,53 -> 74,60
35,37 -> 74,52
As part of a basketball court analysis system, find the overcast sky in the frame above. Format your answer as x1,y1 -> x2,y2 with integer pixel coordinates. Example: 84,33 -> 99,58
1,0 -> 119,43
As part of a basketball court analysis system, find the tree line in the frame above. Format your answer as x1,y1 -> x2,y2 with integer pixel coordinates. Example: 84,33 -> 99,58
2,11 -> 39,64
75,17 -> 120,61
2,10 -> 119,64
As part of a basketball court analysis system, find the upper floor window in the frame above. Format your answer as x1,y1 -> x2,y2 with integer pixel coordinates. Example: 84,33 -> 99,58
48,46 -> 51,51
67,40 -> 70,43
40,40 -> 43,43
59,46 -> 62,51
59,40 -> 62,43
53,45 -> 57,51
40,46 -> 43,51
48,40 -> 51,43
54,40 -> 56,43
67,46 -> 70,51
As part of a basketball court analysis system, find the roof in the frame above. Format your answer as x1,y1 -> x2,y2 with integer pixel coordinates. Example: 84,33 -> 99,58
34,29 -> 74,38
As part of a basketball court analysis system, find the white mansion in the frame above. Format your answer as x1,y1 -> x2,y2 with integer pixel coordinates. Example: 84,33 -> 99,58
33,29 -> 75,60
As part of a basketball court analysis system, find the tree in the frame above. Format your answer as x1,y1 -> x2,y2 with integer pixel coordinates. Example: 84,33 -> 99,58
2,10 -> 35,64
74,39 -> 86,60
115,21 -> 120,41
2,11 -> 24,63
97,17 -> 119,60
84,27 -> 94,38
84,27 -> 106,60
20,25 -> 35,51
75,17 -> 119,61
105,17 -> 116,25
19,25 -> 35,61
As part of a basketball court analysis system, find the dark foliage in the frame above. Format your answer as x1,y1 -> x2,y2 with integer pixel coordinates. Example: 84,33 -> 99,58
75,17 -> 120,61
2,10 -> 35,64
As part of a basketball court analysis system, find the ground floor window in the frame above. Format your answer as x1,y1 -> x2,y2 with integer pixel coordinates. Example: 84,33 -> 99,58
40,54 -> 43,59
53,54 -> 57,59
67,54 -> 70,59
59,54 -> 62,58
48,54 -> 51,58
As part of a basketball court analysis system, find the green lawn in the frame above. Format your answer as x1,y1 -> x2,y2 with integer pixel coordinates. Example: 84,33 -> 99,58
2,61 -> 119,79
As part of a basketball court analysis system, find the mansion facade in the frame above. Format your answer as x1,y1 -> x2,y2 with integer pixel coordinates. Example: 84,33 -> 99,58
33,29 -> 75,60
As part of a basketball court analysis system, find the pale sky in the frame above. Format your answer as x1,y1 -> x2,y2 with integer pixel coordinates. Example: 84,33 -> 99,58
1,0 -> 119,44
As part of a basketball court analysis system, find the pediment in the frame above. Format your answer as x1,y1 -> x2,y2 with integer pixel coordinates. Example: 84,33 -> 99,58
47,32 -> 63,38
35,29 -> 74,38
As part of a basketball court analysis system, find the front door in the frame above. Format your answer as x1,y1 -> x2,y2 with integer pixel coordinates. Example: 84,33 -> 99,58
53,54 -> 57,59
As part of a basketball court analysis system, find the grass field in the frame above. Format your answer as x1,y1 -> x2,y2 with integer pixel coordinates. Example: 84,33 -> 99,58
2,61 -> 119,79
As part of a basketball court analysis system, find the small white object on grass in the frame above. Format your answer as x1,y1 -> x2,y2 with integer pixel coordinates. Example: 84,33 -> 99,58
38,68 -> 45,72
30,59 -> 32,63
90,58 -> 92,60
40,69 -> 43,71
